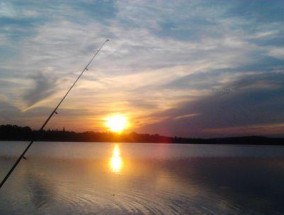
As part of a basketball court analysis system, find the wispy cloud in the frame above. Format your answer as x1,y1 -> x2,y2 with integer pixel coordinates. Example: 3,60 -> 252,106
140,71 -> 284,137
23,72 -> 58,109
0,0 -> 283,136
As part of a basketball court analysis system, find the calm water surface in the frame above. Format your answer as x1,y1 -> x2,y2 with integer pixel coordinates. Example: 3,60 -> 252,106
0,142 -> 284,215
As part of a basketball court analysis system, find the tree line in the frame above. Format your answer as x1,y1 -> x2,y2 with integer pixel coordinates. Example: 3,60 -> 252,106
0,124 -> 283,144
0,124 -> 174,143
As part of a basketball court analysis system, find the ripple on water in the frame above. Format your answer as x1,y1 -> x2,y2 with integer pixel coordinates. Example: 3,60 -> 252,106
39,179 -> 245,215
1,156 -> 274,215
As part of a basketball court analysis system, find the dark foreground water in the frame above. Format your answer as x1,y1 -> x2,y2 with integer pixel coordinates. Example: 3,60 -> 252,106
0,142 -> 284,215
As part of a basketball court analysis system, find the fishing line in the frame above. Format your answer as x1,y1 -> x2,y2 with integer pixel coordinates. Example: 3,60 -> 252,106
0,39 -> 109,189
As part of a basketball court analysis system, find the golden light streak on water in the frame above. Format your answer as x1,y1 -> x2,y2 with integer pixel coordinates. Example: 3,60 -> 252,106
110,144 -> 123,173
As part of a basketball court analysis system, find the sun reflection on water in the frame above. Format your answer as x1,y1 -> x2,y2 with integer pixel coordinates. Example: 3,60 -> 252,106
110,144 -> 123,173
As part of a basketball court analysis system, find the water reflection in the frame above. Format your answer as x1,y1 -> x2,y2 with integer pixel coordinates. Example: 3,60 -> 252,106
1,143 -> 284,215
27,172 -> 55,209
110,144 -> 123,173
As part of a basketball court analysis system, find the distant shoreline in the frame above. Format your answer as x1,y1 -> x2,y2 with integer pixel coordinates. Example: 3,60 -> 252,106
0,124 -> 283,145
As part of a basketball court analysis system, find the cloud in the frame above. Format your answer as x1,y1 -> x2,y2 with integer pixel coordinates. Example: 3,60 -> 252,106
140,72 -> 284,137
23,72 -> 58,108
227,0 -> 284,23
72,0 -> 117,21
0,100 -> 22,125
268,47 -> 284,59
0,0 -> 284,136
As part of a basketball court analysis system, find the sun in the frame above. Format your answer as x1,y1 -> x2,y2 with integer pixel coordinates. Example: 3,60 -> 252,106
105,114 -> 128,133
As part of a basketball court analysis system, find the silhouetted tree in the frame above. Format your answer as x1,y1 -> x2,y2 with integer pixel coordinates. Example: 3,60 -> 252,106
0,124 -> 283,144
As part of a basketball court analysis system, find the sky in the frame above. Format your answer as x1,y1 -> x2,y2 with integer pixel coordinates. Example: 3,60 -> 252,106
0,0 -> 284,138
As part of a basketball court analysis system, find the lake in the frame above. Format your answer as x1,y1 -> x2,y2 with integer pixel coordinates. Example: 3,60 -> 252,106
0,142 -> 284,215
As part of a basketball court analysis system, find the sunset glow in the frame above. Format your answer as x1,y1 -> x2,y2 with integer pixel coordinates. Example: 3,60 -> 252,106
105,114 -> 128,133
0,1 -> 283,138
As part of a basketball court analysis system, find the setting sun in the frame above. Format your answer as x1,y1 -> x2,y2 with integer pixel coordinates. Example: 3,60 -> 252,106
105,114 -> 128,133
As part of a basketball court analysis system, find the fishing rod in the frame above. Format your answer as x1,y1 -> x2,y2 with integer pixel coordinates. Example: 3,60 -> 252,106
0,39 -> 109,189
